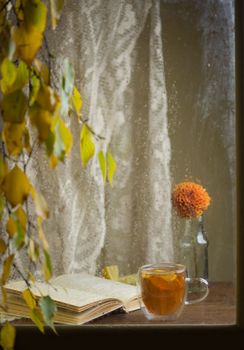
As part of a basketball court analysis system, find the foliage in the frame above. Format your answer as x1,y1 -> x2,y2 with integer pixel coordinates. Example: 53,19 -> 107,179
0,0 -> 116,348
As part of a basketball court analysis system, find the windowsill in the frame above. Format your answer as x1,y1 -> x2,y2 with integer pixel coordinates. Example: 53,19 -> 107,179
13,282 -> 235,326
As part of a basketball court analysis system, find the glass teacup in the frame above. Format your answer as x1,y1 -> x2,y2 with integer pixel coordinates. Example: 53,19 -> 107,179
137,262 -> 209,321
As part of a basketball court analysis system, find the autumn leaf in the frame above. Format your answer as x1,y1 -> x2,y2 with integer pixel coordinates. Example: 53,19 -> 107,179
1,59 -> 29,95
80,124 -> 95,166
0,238 -> 7,254
22,288 -> 37,310
12,25 -> 43,65
1,254 -> 14,284
2,165 -> 31,207
6,206 -> 27,239
42,249 -> 52,281
29,75 -> 40,106
53,117 -> 73,159
36,85 -> 60,113
72,86 -> 83,116
98,150 -> 106,181
33,59 -> 49,85
50,0 -> 64,29
0,58 -> 17,94
0,322 -> 16,350
1,90 -> 28,123
107,150 -> 116,186
31,188 -> 49,219
2,122 -> 26,156
30,308 -> 45,333
23,1 -> 47,33
29,104 -> 52,142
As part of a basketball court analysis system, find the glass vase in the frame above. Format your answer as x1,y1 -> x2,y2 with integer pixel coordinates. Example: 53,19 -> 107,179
179,215 -> 209,282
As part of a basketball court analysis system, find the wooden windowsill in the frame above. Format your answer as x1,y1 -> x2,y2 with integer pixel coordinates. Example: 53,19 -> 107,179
12,282 -> 235,326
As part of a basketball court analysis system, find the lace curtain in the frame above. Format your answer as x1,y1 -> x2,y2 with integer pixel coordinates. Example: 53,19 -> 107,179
15,0 -> 173,278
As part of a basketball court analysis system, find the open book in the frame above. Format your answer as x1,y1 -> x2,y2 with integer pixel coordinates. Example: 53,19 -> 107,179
3,273 -> 140,325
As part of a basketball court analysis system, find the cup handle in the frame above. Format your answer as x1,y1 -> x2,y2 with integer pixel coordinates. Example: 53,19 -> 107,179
185,277 -> 209,305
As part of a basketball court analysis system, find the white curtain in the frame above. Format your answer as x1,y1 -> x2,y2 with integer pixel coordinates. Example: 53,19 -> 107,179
22,0 -> 173,278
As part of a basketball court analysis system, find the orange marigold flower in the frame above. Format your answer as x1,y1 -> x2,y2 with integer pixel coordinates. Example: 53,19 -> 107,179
171,182 -> 211,219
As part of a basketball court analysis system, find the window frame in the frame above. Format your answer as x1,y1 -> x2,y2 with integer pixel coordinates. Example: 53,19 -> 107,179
14,0 -> 244,347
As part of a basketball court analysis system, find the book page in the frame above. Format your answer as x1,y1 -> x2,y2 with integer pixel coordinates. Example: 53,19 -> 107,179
5,280 -> 121,312
52,273 -> 138,305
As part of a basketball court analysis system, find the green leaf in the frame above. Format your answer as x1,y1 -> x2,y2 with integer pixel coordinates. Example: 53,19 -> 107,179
1,255 -> 14,284
39,296 -> 57,332
107,150 -> 116,186
22,288 -> 36,310
30,308 -> 45,333
50,0 -> 64,29
98,150 -> 106,181
60,59 -> 74,117
1,90 -> 28,123
80,124 -> 95,166
0,322 -> 16,350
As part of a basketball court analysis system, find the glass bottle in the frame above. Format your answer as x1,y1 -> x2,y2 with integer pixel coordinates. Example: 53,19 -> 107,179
179,215 -> 209,282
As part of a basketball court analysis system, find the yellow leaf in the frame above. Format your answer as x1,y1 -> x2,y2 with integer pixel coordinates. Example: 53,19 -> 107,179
24,1 -> 47,33
0,58 -> 17,94
42,249 -> 52,281
102,265 -> 119,281
2,165 -> 31,207
72,86 -> 83,115
23,128 -> 32,154
31,188 -> 49,219
22,288 -> 36,310
98,150 -> 106,181
107,150 -> 116,186
33,59 -> 49,85
1,90 -> 28,123
0,321 -> 16,350
52,117 -> 73,161
29,75 -> 40,106
1,255 -> 14,284
2,122 -> 26,156
28,238 -> 39,263
80,124 -> 95,166
0,238 -> 6,254
12,25 -> 43,64
29,104 -> 52,141
37,217 -> 49,250
30,308 -> 45,333
15,0 -> 26,21
50,0 -> 64,29
6,206 -> 27,238
6,217 -> 16,237
0,60 -> 29,95
0,156 -> 8,184
36,85 -> 60,113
